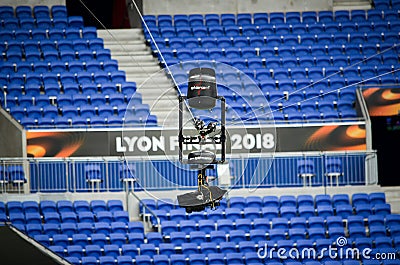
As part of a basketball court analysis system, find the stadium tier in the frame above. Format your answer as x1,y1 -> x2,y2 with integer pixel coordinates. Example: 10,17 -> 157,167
1,194 -> 400,265
144,5 -> 400,123
0,5 -> 157,128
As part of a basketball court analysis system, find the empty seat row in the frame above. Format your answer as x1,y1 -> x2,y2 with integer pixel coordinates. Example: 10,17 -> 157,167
141,193 -> 387,212
3,200 -> 124,215
143,10 -> 400,28
0,27 -> 95,41
149,29 -> 400,44
23,221 -> 145,237
0,38 -> 104,55
160,52 -> 399,70
151,204 -> 392,225
154,38 -> 398,56
2,48 -> 112,62
8,103 -> 150,120
0,165 -> 26,186
0,59 -> 117,75
7,210 -> 129,225
1,71 -> 126,86
0,5 -> 67,19
145,21 -> 400,40
16,115 -> 157,129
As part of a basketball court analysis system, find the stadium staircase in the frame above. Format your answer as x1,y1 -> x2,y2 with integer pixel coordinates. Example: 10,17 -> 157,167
98,28 -> 180,127
333,0 -> 371,11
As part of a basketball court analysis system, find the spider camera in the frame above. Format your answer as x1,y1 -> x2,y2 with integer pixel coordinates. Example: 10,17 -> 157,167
177,67 -> 227,212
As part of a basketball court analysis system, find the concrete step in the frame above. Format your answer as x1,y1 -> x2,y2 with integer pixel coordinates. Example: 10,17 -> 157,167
333,0 -> 371,10
102,28 -> 185,127
97,29 -> 144,41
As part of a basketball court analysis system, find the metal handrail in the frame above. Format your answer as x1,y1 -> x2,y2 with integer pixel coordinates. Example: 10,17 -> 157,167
127,190 -> 162,234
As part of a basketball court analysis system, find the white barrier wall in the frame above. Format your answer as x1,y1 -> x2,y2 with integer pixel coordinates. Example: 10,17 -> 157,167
143,0 -> 333,15
0,0 -> 65,7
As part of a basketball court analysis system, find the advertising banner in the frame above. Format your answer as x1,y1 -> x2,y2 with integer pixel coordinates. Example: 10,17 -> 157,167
26,124 -> 366,158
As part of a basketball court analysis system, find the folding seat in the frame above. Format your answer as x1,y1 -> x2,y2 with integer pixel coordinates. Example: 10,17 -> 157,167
189,231 -> 206,245
348,226 -> 366,239
382,32 -> 399,43
94,221 -> 111,236
278,195 -> 296,207
302,11 -> 317,23
268,228 -> 287,241
115,255 -> 133,265
175,26 -> 191,38
40,201 -> 58,214
266,35 -> 282,46
81,27 -> 96,39
145,232 -> 162,247
366,32 -> 383,44
77,49 -> 95,61
261,206 -> 279,220
26,223 -> 43,236
355,204 -> 373,218
88,38 -> 104,51
236,218 -> 253,232
238,241 -> 257,255
308,226 -> 327,240
269,12 -> 284,24
282,12 -> 300,24
274,23 -> 290,35
223,25 -> 239,37
59,222 -> 77,237
253,12 -> 268,25
34,234 -> 51,247
350,10 -> 366,22
353,237 -> 373,251
351,193 -> 369,206
50,5 -> 66,18
297,205 -> 314,218
228,230 -> 246,244
53,233 -> 69,248
99,255 -> 118,265
281,56 -> 297,68
78,211 -> 95,223
168,231 -> 187,245
125,232 -> 144,247
197,220 -> 215,234
242,207 -> 260,221
374,203 -> 391,217
209,230 -> 227,244
83,60 -> 101,73
369,225 -> 387,239
0,6 -> 14,18
375,236 -> 393,249
327,226 -> 345,239
4,17 -> 19,29
61,211 -> 78,223
315,205 -> 333,218
95,49 -> 112,61
43,211 -> 61,224
9,212 -> 26,225
220,13 -> 235,26
288,227 -> 307,240
216,219 -> 234,233
108,232 -> 126,247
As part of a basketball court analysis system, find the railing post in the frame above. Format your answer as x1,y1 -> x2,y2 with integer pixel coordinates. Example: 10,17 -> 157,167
104,158 -> 109,192
64,158 -> 69,193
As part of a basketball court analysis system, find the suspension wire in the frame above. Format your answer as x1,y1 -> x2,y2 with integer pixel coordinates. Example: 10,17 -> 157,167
225,42 -> 400,125
271,42 -> 400,106
77,0 -> 196,123
77,0 -> 399,127
128,0 -> 197,122
228,67 -> 400,126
